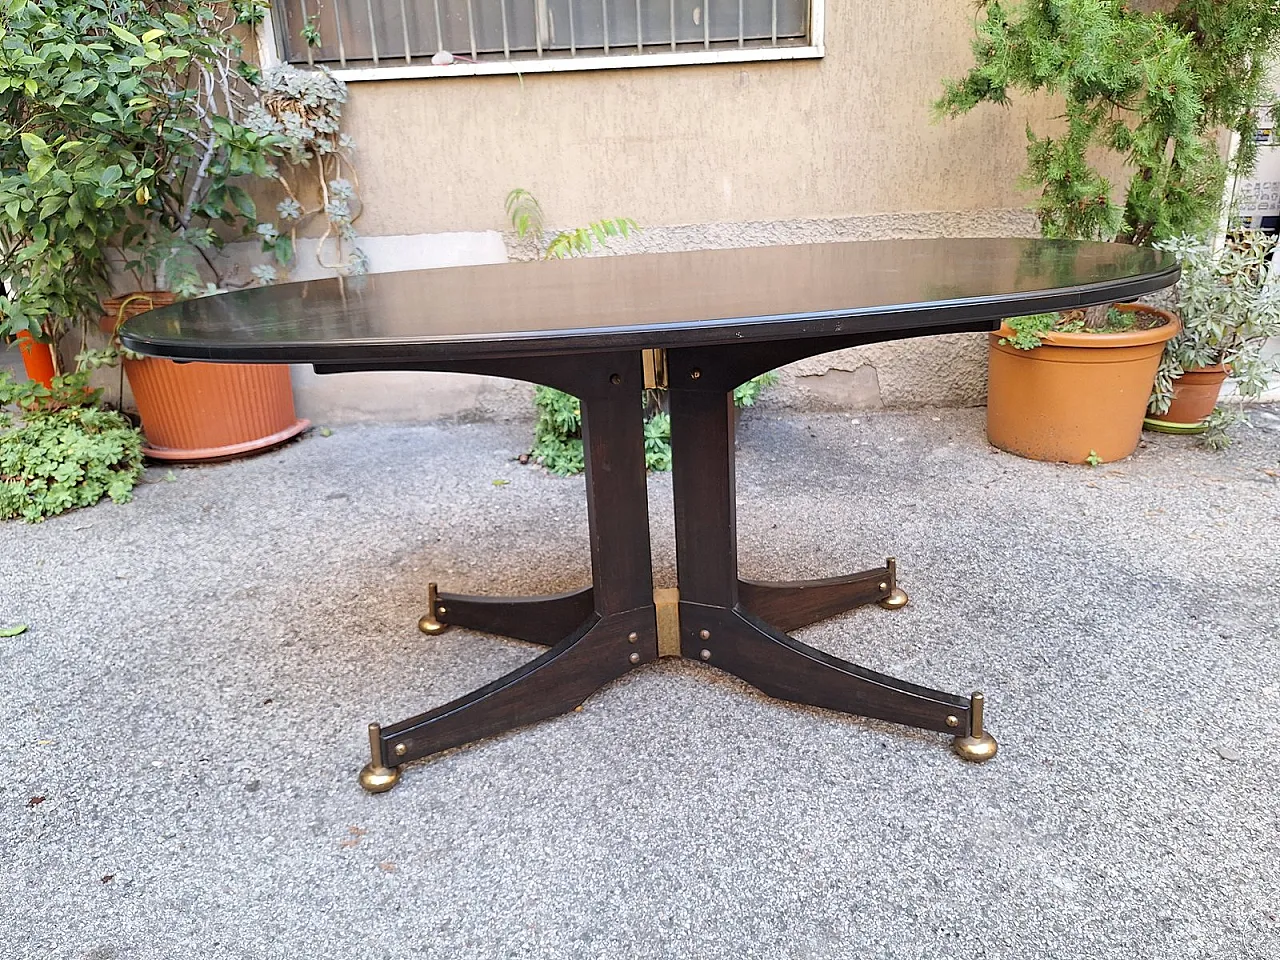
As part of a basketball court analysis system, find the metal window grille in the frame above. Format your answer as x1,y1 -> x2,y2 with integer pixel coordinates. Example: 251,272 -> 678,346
276,0 -> 812,70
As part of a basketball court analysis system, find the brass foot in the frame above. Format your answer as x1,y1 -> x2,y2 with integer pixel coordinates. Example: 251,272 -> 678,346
418,581 -> 450,636
877,558 -> 909,609
951,691 -> 998,763
358,762 -> 401,793
358,723 -> 401,793
878,587 -> 909,610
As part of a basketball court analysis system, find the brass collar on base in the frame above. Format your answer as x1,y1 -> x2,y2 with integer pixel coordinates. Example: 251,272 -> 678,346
654,587 -> 681,658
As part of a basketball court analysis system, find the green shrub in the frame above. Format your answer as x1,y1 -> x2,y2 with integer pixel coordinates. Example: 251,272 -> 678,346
999,305 -> 1151,350
0,371 -> 143,522
529,375 -> 778,475
935,0 -> 1280,245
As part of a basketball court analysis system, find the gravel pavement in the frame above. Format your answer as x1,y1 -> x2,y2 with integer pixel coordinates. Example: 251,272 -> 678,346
3,405 -> 1279,960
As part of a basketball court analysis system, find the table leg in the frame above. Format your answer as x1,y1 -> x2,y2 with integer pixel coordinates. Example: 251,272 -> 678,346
737,557 -> 907,634
666,354 -> 997,762
360,352 -> 657,792
417,584 -> 595,646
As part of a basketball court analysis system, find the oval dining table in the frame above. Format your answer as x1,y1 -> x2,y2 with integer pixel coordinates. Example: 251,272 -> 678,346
121,237 -> 1179,792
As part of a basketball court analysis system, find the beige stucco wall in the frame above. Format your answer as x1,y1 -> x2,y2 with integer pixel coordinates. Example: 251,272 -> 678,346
250,0 -> 1076,423
338,1 -> 1061,236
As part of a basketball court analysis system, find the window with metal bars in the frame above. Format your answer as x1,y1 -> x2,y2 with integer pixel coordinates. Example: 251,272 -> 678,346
271,0 -> 819,76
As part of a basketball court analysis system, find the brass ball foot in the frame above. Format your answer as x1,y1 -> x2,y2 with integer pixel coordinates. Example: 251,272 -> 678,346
951,732 -> 998,763
358,762 -> 401,793
417,615 -> 449,636
878,587 -> 909,610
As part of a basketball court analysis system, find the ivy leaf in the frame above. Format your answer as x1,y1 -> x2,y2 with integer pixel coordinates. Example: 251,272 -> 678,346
224,184 -> 255,219
107,23 -> 141,45
0,625 -> 28,638
271,232 -> 293,265
19,132 -> 49,159
27,154 -> 55,183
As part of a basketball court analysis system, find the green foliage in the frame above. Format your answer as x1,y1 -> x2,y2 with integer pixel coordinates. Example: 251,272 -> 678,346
733,370 -> 780,407
1149,232 -> 1280,439
0,0 -> 363,360
528,386 -> 674,475
1085,449 -> 1101,467
530,385 -> 586,476
0,370 -> 143,522
244,65 -> 367,282
528,376 -> 776,475
301,15 -> 322,48
0,0 -> 290,341
935,0 -> 1280,245
1198,404 -> 1246,450
642,412 -> 672,471
506,188 -> 638,259
999,305 -> 1146,349
1000,312 -> 1064,350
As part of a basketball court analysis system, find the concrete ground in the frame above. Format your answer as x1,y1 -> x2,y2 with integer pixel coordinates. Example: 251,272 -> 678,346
2,406 -> 1279,960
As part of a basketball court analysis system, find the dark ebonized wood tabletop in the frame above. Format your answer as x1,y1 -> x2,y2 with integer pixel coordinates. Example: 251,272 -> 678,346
120,239 -> 1177,364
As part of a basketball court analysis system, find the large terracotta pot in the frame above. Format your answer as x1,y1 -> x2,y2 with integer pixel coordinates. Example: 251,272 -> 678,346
105,293 -> 309,462
1161,363 -> 1228,425
986,303 -> 1180,464
15,329 -> 56,387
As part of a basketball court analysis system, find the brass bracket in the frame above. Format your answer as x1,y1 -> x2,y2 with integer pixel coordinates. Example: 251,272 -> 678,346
642,348 -> 668,390
654,587 -> 681,658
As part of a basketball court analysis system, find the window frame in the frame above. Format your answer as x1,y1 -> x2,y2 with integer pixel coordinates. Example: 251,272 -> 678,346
255,0 -> 824,82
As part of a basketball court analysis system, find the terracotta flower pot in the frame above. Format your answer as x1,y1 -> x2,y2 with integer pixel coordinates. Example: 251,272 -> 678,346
15,329 -> 56,387
1160,363 -> 1228,425
986,303 -> 1181,464
107,292 -> 309,462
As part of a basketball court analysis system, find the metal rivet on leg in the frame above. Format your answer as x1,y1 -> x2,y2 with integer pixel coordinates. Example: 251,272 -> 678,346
690,368 -> 701,380
699,648 -> 711,661
394,743 -> 407,756
627,632 -> 638,643
629,652 -> 641,664
698,628 -> 711,640
879,582 -> 888,591
610,373 -> 621,384
945,715 -> 959,728
437,606 -> 447,616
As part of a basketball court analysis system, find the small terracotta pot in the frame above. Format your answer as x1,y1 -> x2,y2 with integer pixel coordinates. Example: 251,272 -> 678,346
109,291 -> 308,461
986,303 -> 1181,464
15,330 -> 56,387
1161,363 -> 1228,425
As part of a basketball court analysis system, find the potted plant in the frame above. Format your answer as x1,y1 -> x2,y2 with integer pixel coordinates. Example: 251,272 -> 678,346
986,302 -> 1179,463
0,0 -> 157,388
3,0 -> 365,462
1147,231 -> 1280,444
935,0 -> 1280,463
104,50 -> 365,460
